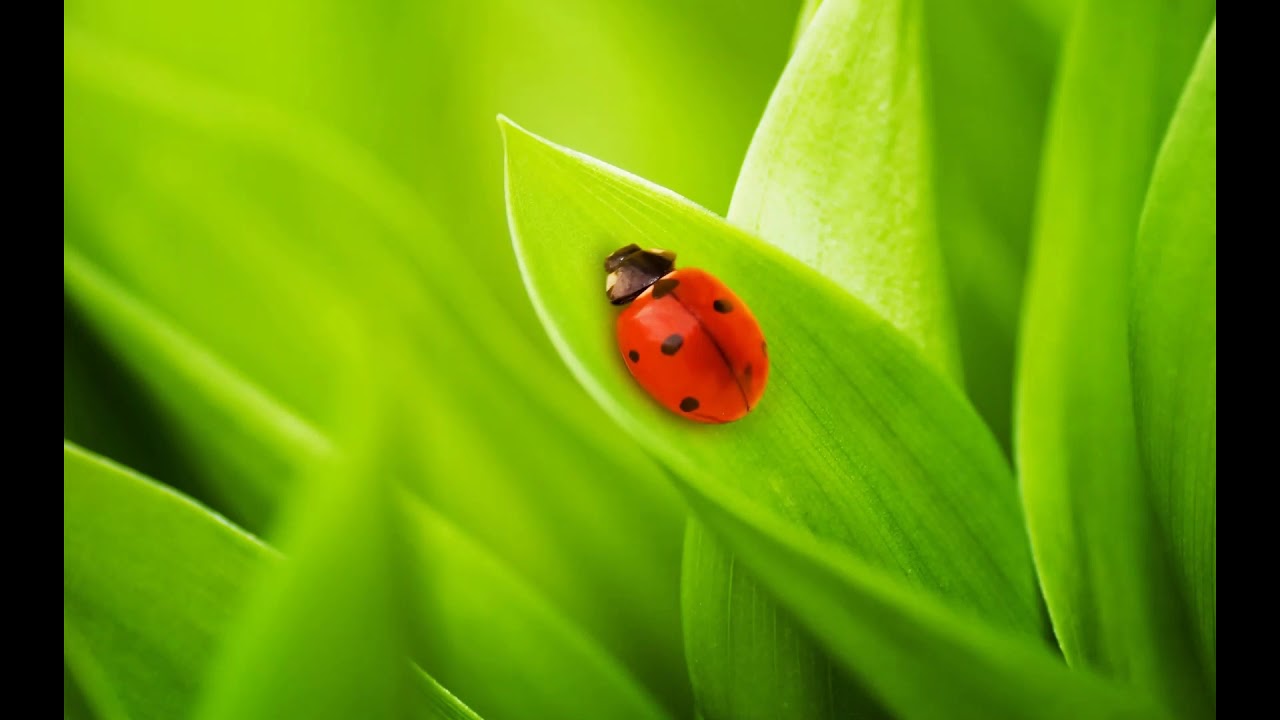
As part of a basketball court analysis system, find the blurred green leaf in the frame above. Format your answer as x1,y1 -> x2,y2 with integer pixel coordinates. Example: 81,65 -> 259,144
64,246 -> 333,530
1015,0 -> 1215,713
922,0 -> 1066,449
192,342 -> 405,720
690,0 -> 964,714
1130,24 -> 1216,698
502,117 -> 1042,714
402,494 -> 669,720
64,441 -> 485,720
64,28 -> 691,710
64,441 -> 273,719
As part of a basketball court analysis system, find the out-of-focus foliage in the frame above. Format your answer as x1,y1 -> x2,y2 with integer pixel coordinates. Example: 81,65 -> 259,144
64,0 -> 1216,718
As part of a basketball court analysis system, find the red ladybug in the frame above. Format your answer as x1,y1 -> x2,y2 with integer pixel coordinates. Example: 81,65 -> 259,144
605,244 -> 768,423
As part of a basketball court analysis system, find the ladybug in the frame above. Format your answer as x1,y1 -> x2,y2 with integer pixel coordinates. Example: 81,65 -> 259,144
605,243 -> 768,424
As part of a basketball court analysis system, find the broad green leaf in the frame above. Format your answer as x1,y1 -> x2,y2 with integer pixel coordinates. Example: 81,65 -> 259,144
501,117 -> 1042,714
732,0 -> 959,380
64,30 -> 690,710
402,494 -> 669,720
64,441 -> 485,720
922,0 -> 1066,449
691,0 -> 962,715
1130,24 -> 1216,697
1016,0 -> 1215,713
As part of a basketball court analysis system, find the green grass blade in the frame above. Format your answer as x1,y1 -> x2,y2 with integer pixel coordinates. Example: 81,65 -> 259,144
501,117 -> 1045,712
733,0 -> 959,380
1130,23 -> 1217,698
64,441 -> 485,720
1015,0 -> 1215,713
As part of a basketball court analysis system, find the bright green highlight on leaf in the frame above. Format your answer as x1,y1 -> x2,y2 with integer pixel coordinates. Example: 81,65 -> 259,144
1130,23 -> 1217,698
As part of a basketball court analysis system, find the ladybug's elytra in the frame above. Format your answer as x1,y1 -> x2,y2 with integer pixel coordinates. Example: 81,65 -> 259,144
605,244 -> 768,424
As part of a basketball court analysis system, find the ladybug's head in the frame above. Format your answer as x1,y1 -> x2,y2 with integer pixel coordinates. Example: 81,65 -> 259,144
604,244 -> 676,305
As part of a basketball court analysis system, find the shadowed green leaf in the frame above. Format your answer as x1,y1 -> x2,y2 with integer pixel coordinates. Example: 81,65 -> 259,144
502,116 -> 1044,716
1130,23 -> 1216,699
1015,0 -> 1215,714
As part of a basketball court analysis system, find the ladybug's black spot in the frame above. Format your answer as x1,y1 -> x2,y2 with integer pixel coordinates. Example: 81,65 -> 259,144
680,397 -> 700,412
661,334 -> 684,355
743,363 -> 754,381
651,278 -> 680,299
713,299 -> 734,313
628,350 -> 640,362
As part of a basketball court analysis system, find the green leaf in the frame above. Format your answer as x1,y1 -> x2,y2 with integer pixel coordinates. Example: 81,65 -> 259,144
65,441 -> 273,719
1130,23 -> 1216,698
402,493 -> 669,720
690,0 -> 967,714
1015,0 -> 1215,713
501,117 -> 1042,715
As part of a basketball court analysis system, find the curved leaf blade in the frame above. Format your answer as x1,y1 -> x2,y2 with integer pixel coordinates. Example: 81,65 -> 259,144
1015,0 -> 1215,712
1130,24 -> 1217,697
501,115 -> 1042,703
